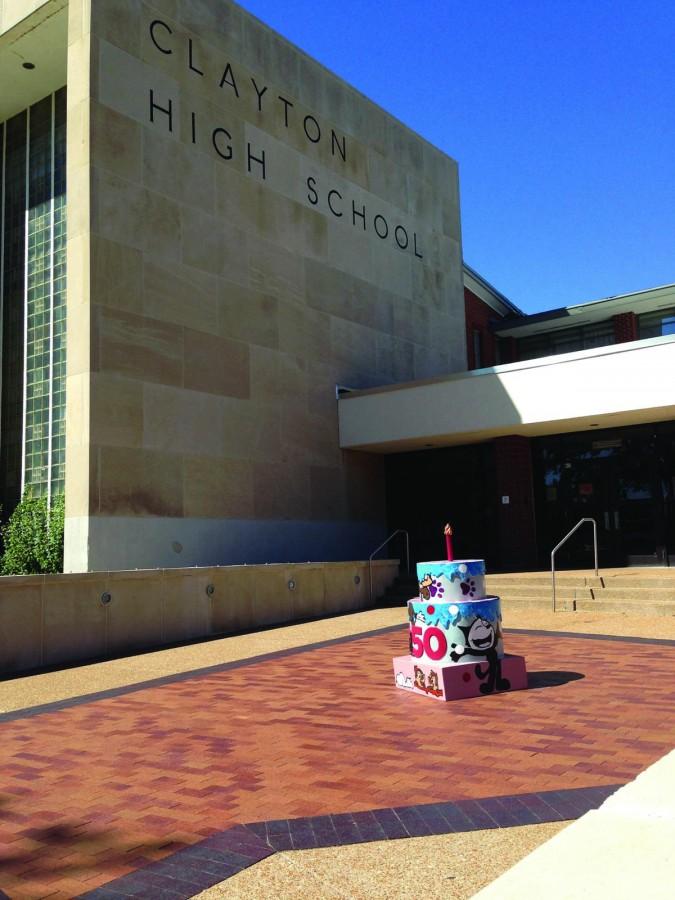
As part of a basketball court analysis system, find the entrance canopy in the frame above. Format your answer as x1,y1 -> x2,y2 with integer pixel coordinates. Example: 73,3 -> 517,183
338,335 -> 675,452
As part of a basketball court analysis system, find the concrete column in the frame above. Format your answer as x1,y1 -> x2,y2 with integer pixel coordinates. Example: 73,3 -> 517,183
63,0 -> 94,572
494,435 -> 537,571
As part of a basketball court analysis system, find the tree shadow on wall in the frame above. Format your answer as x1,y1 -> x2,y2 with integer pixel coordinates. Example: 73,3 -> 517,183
527,670 -> 585,690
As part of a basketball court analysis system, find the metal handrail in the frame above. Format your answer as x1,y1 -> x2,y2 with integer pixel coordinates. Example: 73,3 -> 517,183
551,518 -> 598,612
369,529 -> 410,604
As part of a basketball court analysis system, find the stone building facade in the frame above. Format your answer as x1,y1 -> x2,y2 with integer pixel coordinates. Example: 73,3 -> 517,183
0,1 -> 466,571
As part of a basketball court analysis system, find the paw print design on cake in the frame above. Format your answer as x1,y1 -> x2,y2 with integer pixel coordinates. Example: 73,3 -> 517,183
419,573 -> 445,600
460,579 -> 477,597
418,560 -> 486,603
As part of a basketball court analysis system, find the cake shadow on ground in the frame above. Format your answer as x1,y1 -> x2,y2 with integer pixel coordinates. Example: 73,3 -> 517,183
526,670 -> 585,690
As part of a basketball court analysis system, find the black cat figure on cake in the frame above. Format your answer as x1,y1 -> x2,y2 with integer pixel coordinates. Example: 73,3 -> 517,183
393,522 -> 527,701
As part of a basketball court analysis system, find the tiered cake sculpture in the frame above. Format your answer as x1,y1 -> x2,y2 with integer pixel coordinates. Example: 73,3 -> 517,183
393,526 -> 528,701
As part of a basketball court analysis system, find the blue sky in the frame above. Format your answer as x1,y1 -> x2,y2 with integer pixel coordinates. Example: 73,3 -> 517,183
238,0 -> 675,314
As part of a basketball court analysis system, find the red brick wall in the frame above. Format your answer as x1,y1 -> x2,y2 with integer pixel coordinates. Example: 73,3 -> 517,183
494,435 -> 538,570
613,312 -> 638,343
464,287 -> 500,369
498,336 -> 518,364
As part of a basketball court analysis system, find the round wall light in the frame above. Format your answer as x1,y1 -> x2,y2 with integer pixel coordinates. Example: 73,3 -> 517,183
288,579 -> 296,590
22,62 -> 36,70
354,575 -> 361,585
100,592 -> 112,605
206,584 -> 215,596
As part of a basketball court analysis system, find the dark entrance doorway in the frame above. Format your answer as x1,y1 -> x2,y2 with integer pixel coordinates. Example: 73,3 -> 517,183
533,423 -> 675,567
385,443 -> 499,570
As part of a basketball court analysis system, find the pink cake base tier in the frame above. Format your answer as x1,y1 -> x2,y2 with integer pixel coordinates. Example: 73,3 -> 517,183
392,653 -> 528,701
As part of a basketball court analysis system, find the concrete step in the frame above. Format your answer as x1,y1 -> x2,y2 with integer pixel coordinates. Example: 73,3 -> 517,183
382,569 -> 675,615
498,594 -> 675,616
587,586 -> 675,601
500,596 -> 576,611
488,573 -> 675,589
386,588 -> 583,604
603,579 -> 675,589
383,592 -> 418,603
487,584 -> 589,599
487,576 -> 600,589
389,579 -> 418,591
575,598 -> 675,616
375,576 -> 418,606
491,583 -> 675,601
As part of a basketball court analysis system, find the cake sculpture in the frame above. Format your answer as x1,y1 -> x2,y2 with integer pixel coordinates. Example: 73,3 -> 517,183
393,525 -> 528,701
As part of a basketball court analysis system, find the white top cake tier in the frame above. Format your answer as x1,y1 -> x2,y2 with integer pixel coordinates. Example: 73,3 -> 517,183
415,559 -> 486,603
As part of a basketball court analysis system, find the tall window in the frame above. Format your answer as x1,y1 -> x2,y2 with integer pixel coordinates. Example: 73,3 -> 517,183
0,88 -> 67,515
517,320 -> 614,361
638,308 -> 675,339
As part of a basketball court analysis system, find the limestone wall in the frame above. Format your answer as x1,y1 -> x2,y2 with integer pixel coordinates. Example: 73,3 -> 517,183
64,0 -> 465,571
0,558 -> 399,675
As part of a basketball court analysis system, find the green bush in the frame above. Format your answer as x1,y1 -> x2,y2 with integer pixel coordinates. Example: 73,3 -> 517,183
1,492 -> 65,576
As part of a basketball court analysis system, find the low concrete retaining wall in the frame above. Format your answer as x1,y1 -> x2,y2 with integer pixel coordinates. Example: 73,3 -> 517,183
0,559 -> 399,676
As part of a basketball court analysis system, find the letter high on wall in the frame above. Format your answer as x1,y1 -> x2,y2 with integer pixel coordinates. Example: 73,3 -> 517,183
2,0 -> 463,573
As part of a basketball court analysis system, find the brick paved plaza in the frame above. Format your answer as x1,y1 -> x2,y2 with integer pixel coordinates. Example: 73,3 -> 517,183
1,623 -> 674,898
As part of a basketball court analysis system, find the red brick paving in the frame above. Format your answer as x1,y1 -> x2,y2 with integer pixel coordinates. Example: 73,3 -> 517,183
1,629 -> 675,898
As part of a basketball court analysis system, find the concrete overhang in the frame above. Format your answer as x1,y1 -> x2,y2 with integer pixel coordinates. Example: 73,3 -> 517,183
0,0 -> 67,122
338,335 -> 675,453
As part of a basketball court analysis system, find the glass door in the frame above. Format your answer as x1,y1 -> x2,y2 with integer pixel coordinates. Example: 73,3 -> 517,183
536,438 -> 616,568
534,427 -> 669,569
656,426 -> 675,565
610,432 -> 665,566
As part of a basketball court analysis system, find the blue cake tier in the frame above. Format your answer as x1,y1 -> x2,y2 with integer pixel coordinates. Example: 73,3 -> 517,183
415,559 -> 486,603
407,596 -> 504,666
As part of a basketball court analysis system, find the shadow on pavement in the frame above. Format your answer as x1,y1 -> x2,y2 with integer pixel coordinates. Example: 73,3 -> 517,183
0,794 -> 183,893
527,670 -> 585,689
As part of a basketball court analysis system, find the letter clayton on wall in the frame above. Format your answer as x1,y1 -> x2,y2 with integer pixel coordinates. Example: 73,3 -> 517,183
67,0 -> 466,571
109,18 -> 429,258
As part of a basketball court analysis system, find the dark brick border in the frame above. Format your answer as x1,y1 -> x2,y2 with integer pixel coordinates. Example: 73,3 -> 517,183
2,625 -> 674,725
78,783 -> 622,898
